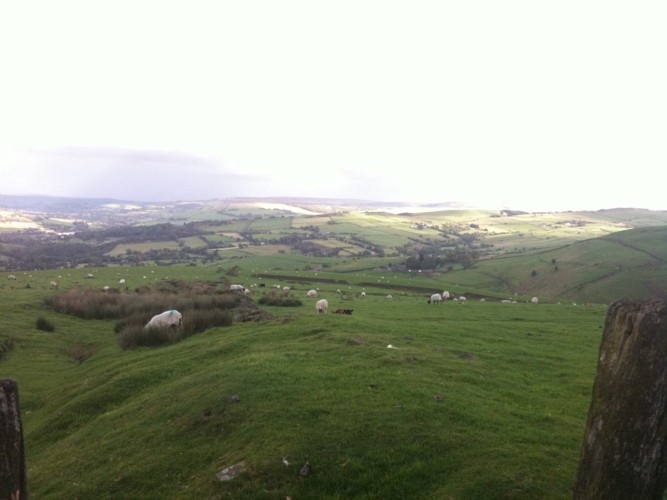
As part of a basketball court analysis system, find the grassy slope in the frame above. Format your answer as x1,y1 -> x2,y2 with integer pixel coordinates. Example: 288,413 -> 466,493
1,266 -> 606,499
452,226 -> 667,303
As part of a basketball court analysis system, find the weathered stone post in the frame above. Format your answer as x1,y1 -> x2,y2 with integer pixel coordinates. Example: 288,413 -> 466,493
1,379 -> 28,500
574,299 -> 667,499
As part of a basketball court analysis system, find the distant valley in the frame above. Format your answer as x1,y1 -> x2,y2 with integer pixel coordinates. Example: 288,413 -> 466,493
2,194 -> 667,304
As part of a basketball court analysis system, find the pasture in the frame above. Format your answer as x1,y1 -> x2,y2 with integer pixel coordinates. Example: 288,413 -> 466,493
0,263 -> 607,498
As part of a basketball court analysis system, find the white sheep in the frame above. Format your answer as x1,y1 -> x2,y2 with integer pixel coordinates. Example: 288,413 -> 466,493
531,297 -> 539,304
442,291 -> 450,300
229,284 -> 244,292
103,285 -> 110,292
306,289 -> 318,298
360,291 -> 366,298
458,296 -> 467,302
315,299 -> 328,314
50,281 -> 58,289
8,275 -> 17,280
385,294 -> 393,300
119,279 -> 126,286
145,310 -> 183,329
428,293 -> 443,304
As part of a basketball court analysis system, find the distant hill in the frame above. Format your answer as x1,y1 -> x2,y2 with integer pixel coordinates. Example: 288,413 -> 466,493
454,225 -> 667,303
2,194 -> 667,303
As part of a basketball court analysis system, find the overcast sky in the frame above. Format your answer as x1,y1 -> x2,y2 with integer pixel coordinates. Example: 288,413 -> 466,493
1,1 -> 665,211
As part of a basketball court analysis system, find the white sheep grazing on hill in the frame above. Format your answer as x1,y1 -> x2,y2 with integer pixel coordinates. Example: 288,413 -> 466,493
442,291 -> 450,300
458,296 -> 467,302
145,310 -> 182,329
119,279 -> 126,286
531,297 -> 539,304
307,289 -> 318,298
315,299 -> 328,314
385,294 -> 393,300
50,281 -> 58,289
229,284 -> 244,292
428,293 -> 443,304
8,275 -> 17,280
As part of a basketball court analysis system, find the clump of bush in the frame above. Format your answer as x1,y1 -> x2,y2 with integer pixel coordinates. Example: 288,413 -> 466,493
47,281 -> 272,350
65,342 -> 95,364
116,308 -> 234,350
0,337 -> 15,359
48,281 -> 241,321
258,291 -> 303,307
36,316 -> 55,332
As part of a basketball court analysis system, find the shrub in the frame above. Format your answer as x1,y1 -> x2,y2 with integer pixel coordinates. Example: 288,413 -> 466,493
47,281 -> 271,350
116,309 -> 233,350
36,316 -> 55,332
258,291 -> 303,307
118,325 -> 175,350
0,337 -> 15,359
65,342 -> 95,363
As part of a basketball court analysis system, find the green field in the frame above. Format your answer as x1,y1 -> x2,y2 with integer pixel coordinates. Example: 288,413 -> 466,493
2,204 -> 667,498
0,261 -> 610,498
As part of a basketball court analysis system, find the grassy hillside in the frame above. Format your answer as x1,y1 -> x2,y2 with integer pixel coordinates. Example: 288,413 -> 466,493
2,201 -> 667,304
449,226 -> 667,303
1,265 -> 606,498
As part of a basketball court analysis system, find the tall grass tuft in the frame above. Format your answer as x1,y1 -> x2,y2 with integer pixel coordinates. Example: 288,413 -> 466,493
0,337 -> 15,359
36,316 -> 55,332
47,281 -> 268,349
258,291 -> 303,307
116,308 -> 234,350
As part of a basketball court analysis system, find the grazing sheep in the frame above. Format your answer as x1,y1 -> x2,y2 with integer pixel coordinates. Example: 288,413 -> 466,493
229,284 -> 244,292
360,291 -> 366,298
428,293 -> 443,304
103,285 -> 110,292
86,273 -> 95,279
334,308 -> 354,315
385,294 -> 393,300
119,279 -> 126,286
458,296 -> 467,302
8,275 -> 17,280
315,299 -> 328,314
306,289 -> 318,298
531,297 -> 539,304
145,310 -> 183,329
50,281 -> 58,289
442,291 -> 450,300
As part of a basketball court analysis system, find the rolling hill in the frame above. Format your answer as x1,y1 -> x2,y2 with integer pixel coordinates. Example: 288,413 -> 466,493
2,195 -> 667,304
2,195 -> 667,497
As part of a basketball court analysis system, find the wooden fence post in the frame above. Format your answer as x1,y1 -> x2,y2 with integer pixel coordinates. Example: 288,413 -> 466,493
574,299 -> 667,499
1,378 -> 28,500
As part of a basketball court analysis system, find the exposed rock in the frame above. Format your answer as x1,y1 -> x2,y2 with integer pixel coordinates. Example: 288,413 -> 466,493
216,462 -> 245,482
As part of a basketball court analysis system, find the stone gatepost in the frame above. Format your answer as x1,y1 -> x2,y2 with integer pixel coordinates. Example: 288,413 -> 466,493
1,379 -> 28,500
574,299 -> 667,499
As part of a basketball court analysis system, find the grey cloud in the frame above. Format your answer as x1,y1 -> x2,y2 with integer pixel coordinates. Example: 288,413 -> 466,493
8,147 -> 268,202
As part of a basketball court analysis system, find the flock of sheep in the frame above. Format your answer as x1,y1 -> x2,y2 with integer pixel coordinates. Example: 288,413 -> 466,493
5,272 -> 541,332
